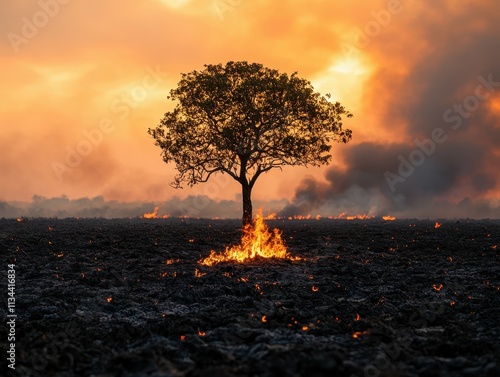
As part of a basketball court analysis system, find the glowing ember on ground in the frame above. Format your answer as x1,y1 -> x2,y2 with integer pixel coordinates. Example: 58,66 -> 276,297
435,222 -> 442,228
194,268 -> 206,278
352,331 -> 367,339
433,284 -> 444,291
199,212 -> 300,266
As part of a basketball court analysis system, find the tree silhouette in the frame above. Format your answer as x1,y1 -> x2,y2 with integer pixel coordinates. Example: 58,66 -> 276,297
148,61 -> 352,225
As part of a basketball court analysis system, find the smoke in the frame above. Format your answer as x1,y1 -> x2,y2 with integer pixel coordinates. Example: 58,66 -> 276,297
280,1 -> 500,219
0,195 -> 288,219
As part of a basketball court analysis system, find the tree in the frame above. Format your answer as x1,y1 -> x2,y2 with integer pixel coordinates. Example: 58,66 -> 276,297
148,61 -> 353,226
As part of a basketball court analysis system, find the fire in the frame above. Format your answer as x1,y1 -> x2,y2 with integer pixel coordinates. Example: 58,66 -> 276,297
334,212 -> 374,220
264,212 -> 277,220
383,215 -> 396,221
435,222 -> 442,228
143,206 -> 170,219
199,212 -> 299,266
288,214 -> 312,220
106,297 -> 112,303
143,206 -> 159,218
346,214 -> 372,220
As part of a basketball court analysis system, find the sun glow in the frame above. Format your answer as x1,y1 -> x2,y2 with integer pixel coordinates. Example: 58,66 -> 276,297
328,57 -> 369,76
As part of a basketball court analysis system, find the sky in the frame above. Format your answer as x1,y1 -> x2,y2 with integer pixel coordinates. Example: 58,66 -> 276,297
1,0 -> 500,219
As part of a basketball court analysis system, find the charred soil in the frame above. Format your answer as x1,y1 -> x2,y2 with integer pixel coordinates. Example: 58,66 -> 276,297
1,218 -> 499,376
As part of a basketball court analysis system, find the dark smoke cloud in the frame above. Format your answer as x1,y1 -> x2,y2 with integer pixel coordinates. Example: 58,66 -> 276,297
281,2 -> 500,219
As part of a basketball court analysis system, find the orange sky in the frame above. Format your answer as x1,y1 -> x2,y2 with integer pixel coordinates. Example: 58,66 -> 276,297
1,0 -> 500,218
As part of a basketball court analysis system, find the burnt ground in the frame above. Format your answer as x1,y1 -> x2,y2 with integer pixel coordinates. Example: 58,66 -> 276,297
0,218 -> 499,377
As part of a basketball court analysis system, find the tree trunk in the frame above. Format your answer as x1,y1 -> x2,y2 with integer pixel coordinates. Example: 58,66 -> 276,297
242,182 -> 253,227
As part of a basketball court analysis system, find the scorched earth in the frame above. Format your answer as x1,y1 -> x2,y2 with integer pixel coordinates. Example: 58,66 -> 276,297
0,217 -> 499,376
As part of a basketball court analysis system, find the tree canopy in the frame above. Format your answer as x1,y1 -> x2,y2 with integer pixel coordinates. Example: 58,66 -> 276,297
148,61 -> 352,225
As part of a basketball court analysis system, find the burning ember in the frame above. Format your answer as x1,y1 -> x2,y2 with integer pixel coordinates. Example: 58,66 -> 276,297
435,222 -> 442,228
199,212 -> 299,266
382,215 -> 396,221
352,330 -> 368,339
433,284 -> 444,291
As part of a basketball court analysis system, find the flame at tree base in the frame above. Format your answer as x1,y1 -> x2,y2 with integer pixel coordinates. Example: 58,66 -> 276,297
199,212 -> 299,266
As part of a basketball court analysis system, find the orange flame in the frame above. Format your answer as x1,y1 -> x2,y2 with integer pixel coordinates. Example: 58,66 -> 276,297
264,212 -> 277,220
143,206 -> 159,218
435,222 -> 442,228
199,211 -> 300,266
288,214 -> 312,220
346,213 -> 373,220
383,215 -> 396,221
334,212 -> 374,220
142,206 -> 169,219
334,212 -> 347,219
